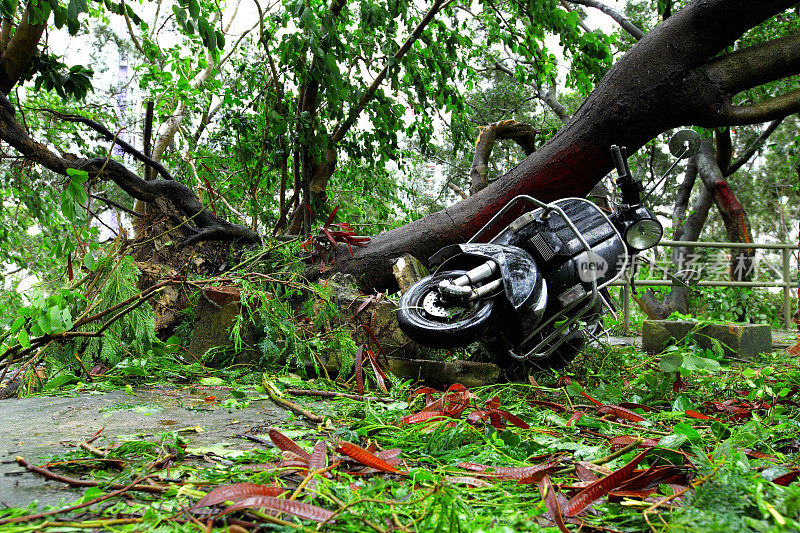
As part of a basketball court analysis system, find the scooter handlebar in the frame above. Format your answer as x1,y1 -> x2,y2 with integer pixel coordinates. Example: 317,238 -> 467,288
610,145 -> 627,179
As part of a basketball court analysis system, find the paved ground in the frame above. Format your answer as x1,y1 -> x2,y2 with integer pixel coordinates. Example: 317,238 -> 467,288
0,387 -> 307,510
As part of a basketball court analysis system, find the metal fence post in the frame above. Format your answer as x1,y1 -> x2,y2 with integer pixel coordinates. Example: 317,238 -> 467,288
783,246 -> 792,328
623,280 -> 630,335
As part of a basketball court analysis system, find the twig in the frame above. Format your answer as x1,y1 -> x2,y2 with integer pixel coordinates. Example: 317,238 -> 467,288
85,426 -> 105,444
556,439 -> 643,475
289,462 -> 342,501
285,388 -> 394,403
0,460 -> 158,525
643,468 -> 717,532
13,456 -> 167,494
262,376 -> 324,423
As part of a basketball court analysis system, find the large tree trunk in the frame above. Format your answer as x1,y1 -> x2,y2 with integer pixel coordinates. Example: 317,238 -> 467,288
321,0 -> 800,290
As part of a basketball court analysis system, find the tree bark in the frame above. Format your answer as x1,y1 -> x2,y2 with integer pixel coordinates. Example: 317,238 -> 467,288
696,139 -> 755,280
636,178 -> 714,319
0,10 -> 45,94
469,120 -> 537,195
321,0 -> 800,290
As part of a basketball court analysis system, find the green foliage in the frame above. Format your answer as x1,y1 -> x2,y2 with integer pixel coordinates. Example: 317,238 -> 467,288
691,287 -> 786,328
73,256 -> 158,368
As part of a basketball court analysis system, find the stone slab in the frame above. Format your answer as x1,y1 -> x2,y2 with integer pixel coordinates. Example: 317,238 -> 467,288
642,320 -> 772,359
387,357 -> 499,388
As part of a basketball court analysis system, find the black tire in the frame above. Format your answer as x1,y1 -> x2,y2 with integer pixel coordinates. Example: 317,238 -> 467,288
397,270 -> 496,348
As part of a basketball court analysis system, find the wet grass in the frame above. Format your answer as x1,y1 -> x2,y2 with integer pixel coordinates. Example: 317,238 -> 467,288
3,339 -> 800,532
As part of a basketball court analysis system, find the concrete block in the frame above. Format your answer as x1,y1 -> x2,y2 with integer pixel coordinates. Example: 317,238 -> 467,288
642,320 -> 771,359
386,358 -> 500,388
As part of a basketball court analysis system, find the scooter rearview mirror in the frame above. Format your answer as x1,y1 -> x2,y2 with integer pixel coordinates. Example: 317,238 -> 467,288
668,129 -> 701,159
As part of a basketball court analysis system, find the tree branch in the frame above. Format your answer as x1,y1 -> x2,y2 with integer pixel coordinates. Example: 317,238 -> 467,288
470,120 -> 538,194
725,117 -> 785,176
0,10 -> 46,93
0,94 -> 259,245
721,88 -> 800,126
706,34 -> 800,94
40,109 -> 175,180
563,0 -> 644,40
330,0 -> 446,144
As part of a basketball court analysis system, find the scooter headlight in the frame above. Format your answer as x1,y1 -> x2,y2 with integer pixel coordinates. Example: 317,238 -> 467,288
624,218 -> 663,250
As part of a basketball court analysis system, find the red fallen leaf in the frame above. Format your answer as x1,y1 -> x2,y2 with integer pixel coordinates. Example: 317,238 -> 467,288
580,390 -> 603,407
788,341 -> 800,356
322,204 -> 339,226
528,400 -> 568,412
608,488 -> 660,500
609,436 -> 659,450
365,349 -> 388,393
685,410 -> 723,422
408,387 -> 441,402
445,476 -> 493,487
204,396 -> 217,402
458,462 -> 488,472
567,410 -> 586,427
575,463 -> 600,483
219,495 -> 335,523
376,448 -> 402,462
517,470 -> 551,485
539,474 -> 569,533
191,483 -> 288,510
353,295 -> 377,317
485,395 -> 501,410
306,441 -> 328,492
456,462 -> 558,480
361,324 -> 387,360
673,374 -> 687,393
743,449 -> 778,462
276,459 -> 312,470
467,409 -> 530,429
492,408 -> 530,429
355,345 -> 364,395
618,402 -> 656,412
616,464 -> 693,492
772,470 -> 800,486
402,410 -> 449,424
597,404 -> 645,423
336,441 -> 407,475
563,448 -> 651,516
269,429 -> 311,463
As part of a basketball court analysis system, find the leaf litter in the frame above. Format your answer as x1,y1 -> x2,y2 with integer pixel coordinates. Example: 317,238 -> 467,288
4,343 -> 800,531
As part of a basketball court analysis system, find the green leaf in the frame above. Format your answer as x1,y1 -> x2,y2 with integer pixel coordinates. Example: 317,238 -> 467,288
187,0 -> 199,19
672,422 -> 701,443
681,355 -> 720,373
83,252 -> 96,271
66,168 -> 89,184
9,316 -> 25,335
658,433 -> 688,449
67,0 -> 87,19
17,329 -> 30,349
660,353 -> 683,373
37,314 -> 52,335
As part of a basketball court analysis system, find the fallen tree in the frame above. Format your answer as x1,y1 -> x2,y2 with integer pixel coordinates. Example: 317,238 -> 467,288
321,0 -> 800,290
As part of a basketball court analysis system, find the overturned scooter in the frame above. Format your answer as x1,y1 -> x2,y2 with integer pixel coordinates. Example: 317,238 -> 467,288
397,130 -> 701,374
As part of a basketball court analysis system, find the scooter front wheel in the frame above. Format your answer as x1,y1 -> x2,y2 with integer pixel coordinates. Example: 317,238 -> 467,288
397,270 -> 496,349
